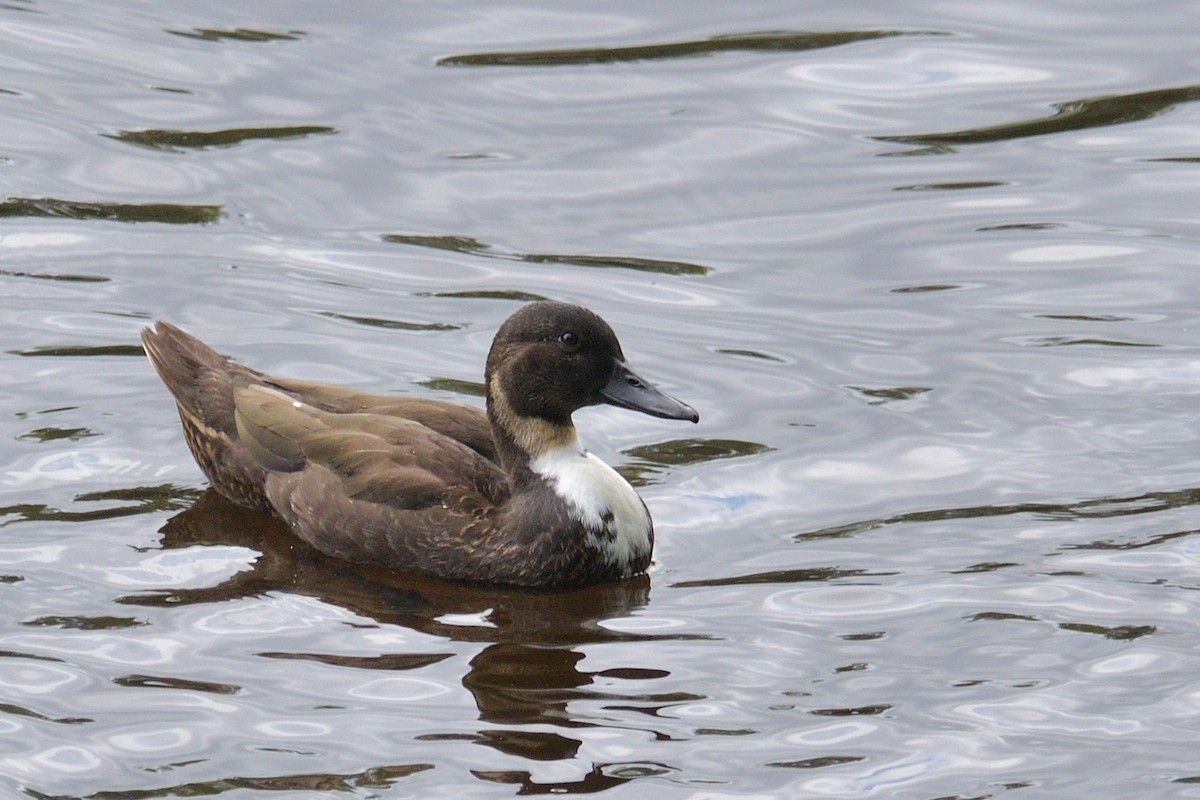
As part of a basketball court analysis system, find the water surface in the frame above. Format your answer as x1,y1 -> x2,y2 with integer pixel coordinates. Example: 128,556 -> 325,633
3,1 -> 1200,797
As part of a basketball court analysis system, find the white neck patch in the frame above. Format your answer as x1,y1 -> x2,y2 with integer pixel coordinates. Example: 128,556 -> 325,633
530,440 -> 652,571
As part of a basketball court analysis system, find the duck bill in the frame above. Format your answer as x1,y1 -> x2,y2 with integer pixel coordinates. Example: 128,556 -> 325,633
600,359 -> 699,423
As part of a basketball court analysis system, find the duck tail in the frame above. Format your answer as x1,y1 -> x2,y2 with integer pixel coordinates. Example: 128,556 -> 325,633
141,322 -> 240,436
141,321 -> 272,511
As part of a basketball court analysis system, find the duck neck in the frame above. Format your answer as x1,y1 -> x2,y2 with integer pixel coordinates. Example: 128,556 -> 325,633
487,378 -> 580,487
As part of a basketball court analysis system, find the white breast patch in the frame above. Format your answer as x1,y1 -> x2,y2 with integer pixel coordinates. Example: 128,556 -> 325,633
531,441 -> 652,570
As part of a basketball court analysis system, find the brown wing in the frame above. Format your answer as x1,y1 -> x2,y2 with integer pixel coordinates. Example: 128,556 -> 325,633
142,321 -> 497,512
265,376 -> 496,462
232,385 -> 513,575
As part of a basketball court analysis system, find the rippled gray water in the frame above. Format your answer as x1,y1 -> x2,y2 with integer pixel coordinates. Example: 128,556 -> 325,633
4,2 -> 1200,797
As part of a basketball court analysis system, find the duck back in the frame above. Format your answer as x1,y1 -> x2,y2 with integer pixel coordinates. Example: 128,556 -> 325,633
141,322 -> 496,513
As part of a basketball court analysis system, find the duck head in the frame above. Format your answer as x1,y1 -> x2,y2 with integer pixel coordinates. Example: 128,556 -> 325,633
485,302 -> 698,459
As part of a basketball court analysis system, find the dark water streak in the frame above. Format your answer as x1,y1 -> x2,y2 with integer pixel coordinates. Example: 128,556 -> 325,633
0,198 -> 221,224
879,84 -> 1200,153
25,763 -> 434,800
166,27 -> 304,43
438,29 -> 947,67
105,126 -> 336,153
383,234 -> 712,276
797,485 -> 1200,542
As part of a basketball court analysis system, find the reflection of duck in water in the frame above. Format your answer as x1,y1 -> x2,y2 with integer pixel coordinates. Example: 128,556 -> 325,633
142,302 -> 697,589
144,487 -> 664,786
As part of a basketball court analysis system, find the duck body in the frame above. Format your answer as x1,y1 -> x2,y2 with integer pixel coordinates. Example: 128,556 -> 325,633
142,302 -> 698,589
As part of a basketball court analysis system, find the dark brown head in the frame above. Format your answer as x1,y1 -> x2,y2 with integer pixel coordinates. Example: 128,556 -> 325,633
485,302 -> 698,439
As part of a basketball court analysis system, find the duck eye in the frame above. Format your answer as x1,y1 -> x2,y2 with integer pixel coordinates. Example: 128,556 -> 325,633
558,331 -> 580,352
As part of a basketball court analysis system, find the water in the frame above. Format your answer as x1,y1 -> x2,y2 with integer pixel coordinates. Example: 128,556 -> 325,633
3,1 -> 1200,797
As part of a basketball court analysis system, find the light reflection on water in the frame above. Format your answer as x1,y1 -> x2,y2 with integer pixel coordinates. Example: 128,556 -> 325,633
3,0 -> 1200,797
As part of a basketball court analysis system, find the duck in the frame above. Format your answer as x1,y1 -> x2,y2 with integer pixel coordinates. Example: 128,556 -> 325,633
141,301 -> 699,589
